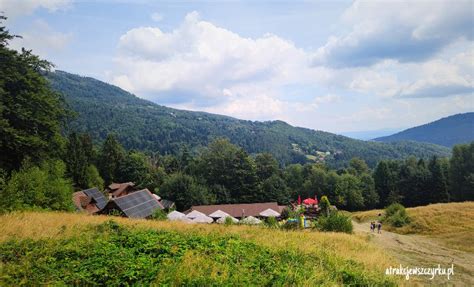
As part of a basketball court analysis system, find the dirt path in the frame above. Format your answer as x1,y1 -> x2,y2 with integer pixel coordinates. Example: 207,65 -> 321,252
352,220 -> 474,286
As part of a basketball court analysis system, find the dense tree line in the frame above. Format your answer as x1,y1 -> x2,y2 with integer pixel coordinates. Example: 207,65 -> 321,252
0,18 -> 472,213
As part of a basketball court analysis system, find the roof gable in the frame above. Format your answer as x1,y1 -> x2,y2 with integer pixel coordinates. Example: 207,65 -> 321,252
190,202 -> 280,218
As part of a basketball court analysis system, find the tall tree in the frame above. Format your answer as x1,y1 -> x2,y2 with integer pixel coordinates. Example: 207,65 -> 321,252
98,134 -> 125,185
255,153 -> 279,181
348,157 -> 369,176
159,173 -> 213,210
0,16 -> 67,172
449,143 -> 474,201
65,133 -> 95,188
335,173 -> 364,211
373,160 -> 399,207
196,138 -> 259,203
427,156 -> 449,203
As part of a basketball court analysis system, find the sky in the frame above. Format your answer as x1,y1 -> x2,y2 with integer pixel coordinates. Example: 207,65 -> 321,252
1,0 -> 473,135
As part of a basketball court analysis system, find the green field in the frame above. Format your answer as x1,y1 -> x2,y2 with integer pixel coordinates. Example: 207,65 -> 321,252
0,211 -> 398,286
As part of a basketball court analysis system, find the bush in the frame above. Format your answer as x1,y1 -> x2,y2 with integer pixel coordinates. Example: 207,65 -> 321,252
265,216 -> 279,228
383,203 -> 410,227
0,160 -> 73,212
150,208 -> 167,220
316,212 -> 353,234
281,219 -> 300,230
222,216 -> 233,226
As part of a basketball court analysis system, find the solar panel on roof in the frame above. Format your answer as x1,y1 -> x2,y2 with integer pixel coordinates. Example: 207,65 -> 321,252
83,188 -> 108,209
114,190 -> 162,218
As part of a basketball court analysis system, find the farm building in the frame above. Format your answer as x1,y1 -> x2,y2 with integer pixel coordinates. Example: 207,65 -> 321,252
72,187 -> 108,214
99,189 -> 164,218
106,182 -> 135,198
188,202 -> 286,219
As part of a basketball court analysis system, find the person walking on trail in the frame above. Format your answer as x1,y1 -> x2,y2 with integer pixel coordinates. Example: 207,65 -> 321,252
377,222 -> 382,234
370,221 -> 375,232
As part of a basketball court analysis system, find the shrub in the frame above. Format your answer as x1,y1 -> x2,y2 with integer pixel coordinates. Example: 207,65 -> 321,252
224,216 -> 234,226
319,195 -> 331,216
0,160 -> 73,211
316,212 -> 353,234
265,216 -> 279,228
150,208 -> 167,220
383,203 -> 411,227
281,219 -> 300,230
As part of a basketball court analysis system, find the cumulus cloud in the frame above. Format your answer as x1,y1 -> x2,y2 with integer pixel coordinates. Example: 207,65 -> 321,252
0,0 -> 71,19
112,11 -> 314,118
312,0 -> 473,68
110,9 -> 472,131
9,19 -> 72,57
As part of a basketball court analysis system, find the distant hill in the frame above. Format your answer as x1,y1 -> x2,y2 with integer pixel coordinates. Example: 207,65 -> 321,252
374,113 -> 474,147
46,70 -> 450,167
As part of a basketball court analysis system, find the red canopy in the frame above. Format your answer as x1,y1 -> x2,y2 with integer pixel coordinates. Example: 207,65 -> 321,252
303,198 -> 317,205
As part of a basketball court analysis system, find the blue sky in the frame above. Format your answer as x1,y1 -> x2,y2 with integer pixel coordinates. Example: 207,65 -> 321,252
2,0 -> 473,135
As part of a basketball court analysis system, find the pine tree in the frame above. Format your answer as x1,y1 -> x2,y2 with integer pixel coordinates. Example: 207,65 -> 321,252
428,156 -> 449,203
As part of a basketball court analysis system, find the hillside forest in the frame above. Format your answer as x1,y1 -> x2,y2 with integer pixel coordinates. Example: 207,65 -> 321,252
1,17 -> 473,213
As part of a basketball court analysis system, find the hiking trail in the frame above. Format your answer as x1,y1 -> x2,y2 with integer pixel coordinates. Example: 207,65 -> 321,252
352,220 -> 474,285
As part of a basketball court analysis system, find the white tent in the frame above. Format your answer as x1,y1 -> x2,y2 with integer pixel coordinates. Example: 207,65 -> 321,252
208,210 -> 231,218
240,216 -> 262,225
191,214 -> 214,223
185,210 -> 207,219
216,216 -> 239,224
167,210 -> 185,221
259,208 -> 281,217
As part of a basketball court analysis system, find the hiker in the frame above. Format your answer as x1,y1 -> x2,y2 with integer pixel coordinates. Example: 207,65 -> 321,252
377,222 -> 382,234
370,221 -> 375,232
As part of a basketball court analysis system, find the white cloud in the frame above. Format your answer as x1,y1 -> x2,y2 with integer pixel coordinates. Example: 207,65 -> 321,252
110,9 -> 472,132
111,11 -> 313,119
151,12 -> 163,22
10,19 -> 72,58
0,0 -> 71,19
313,0 -> 473,68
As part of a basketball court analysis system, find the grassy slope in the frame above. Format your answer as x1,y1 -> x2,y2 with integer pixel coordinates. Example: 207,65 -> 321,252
0,211 -> 399,286
352,202 -> 474,252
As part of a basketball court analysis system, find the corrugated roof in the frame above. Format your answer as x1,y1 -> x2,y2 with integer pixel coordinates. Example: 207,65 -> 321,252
190,202 -> 280,218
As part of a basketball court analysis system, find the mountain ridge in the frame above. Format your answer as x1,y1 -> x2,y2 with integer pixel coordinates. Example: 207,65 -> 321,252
374,113 -> 474,147
46,70 -> 451,167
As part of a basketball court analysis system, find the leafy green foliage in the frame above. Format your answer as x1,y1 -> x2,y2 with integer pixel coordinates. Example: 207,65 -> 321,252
383,203 -> 411,227
316,212 -> 353,234
150,208 -> 167,220
195,138 -> 260,203
0,17 -> 67,172
264,216 -> 279,228
319,196 -> 331,217
0,160 -> 73,211
159,173 -> 213,210
0,220 -> 395,286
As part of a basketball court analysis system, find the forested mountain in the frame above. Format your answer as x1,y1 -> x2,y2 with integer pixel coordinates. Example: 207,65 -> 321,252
374,113 -> 474,147
46,70 -> 450,167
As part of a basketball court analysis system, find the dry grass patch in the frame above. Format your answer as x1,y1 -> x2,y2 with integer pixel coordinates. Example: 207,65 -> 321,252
0,210 -> 399,285
352,202 -> 474,252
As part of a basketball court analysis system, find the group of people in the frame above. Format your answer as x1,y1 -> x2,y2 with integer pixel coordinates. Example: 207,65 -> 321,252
370,221 -> 382,234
